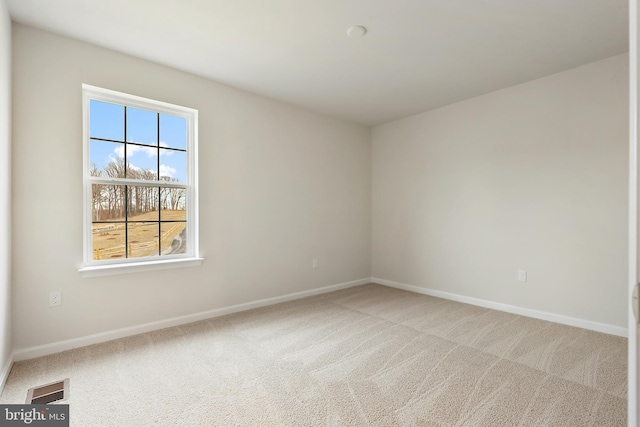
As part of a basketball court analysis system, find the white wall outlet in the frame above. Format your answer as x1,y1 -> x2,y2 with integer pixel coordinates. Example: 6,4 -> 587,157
50,290 -> 62,307
312,259 -> 318,269
517,270 -> 527,282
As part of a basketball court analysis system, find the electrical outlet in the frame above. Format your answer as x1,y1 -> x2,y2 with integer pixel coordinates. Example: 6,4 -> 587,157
50,291 -> 62,307
312,259 -> 318,269
517,270 -> 527,282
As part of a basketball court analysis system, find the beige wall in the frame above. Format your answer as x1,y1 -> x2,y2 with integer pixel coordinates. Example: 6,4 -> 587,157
9,21 -> 629,352
11,24 -> 371,350
0,0 -> 11,373
372,54 -> 628,328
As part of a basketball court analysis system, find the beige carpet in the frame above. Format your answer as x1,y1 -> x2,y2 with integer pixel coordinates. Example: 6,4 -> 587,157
0,284 -> 627,426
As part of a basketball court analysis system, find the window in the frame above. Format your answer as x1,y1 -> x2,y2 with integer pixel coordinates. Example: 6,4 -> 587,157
80,85 -> 200,276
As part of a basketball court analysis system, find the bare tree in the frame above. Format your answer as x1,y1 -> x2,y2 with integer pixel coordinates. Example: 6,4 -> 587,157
90,164 -> 104,221
92,159 -> 183,222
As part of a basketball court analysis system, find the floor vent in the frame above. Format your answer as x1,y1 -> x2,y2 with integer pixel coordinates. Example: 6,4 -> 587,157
26,379 -> 69,404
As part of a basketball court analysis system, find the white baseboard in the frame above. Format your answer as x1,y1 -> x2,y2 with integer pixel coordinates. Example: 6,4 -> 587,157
372,278 -> 628,338
13,278 -> 370,362
15,276 -> 623,362
0,352 -> 14,393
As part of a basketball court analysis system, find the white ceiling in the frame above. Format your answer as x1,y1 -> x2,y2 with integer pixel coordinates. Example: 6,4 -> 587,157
6,0 -> 628,126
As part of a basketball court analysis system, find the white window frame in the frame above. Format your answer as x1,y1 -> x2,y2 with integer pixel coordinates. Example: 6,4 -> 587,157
79,84 -> 201,277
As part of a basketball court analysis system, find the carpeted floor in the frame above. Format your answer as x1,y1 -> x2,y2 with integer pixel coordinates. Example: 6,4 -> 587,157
0,284 -> 627,426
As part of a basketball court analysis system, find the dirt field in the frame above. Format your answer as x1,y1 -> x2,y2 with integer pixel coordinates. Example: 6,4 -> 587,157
92,210 -> 186,260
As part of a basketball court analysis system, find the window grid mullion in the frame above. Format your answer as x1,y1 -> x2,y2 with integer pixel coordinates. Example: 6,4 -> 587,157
157,113 -> 162,256
124,106 -> 129,258
92,220 -> 186,224
88,177 -> 187,188
90,137 -> 186,153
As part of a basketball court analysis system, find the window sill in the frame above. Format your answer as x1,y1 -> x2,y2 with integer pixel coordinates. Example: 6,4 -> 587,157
79,257 -> 203,278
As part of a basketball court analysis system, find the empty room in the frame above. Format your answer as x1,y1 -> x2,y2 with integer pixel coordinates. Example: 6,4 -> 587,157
0,0 -> 636,426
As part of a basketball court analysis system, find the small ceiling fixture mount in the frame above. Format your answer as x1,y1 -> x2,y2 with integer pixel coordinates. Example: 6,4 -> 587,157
347,25 -> 367,38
